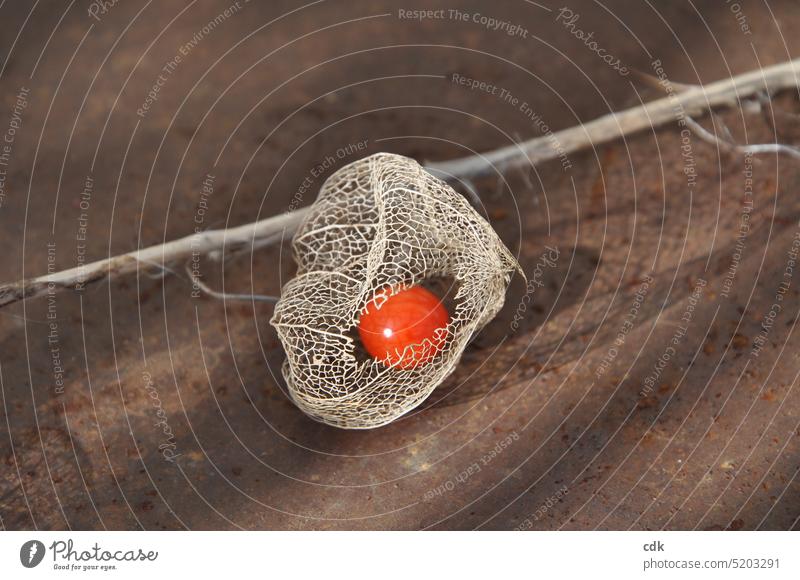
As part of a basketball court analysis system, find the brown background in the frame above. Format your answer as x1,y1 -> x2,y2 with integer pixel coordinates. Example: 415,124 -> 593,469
1,0 -> 799,530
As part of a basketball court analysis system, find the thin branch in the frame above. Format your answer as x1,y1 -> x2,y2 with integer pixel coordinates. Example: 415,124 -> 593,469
684,115 -> 800,160
426,57 -> 800,179
0,210 -> 306,308
183,260 -> 279,303
2,57 -> 800,310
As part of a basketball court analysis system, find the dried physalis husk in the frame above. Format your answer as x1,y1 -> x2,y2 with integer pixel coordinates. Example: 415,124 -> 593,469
271,153 -> 520,429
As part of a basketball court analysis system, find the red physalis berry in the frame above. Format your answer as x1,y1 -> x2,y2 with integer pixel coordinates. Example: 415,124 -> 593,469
358,285 -> 450,369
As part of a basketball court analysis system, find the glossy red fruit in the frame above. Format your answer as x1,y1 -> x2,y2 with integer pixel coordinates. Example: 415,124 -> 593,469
358,285 -> 450,369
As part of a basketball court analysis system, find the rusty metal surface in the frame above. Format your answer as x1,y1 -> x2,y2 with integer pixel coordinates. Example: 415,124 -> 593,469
0,0 -> 799,530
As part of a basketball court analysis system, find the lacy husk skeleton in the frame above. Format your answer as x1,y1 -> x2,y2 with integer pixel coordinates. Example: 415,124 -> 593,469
270,153 -> 519,428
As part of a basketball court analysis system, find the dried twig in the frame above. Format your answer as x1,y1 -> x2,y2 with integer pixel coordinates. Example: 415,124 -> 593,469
183,260 -> 279,303
684,115 -> 800,160
426,57 -> 800,179
2,57 -> 800,310
0,210 -> 305,308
